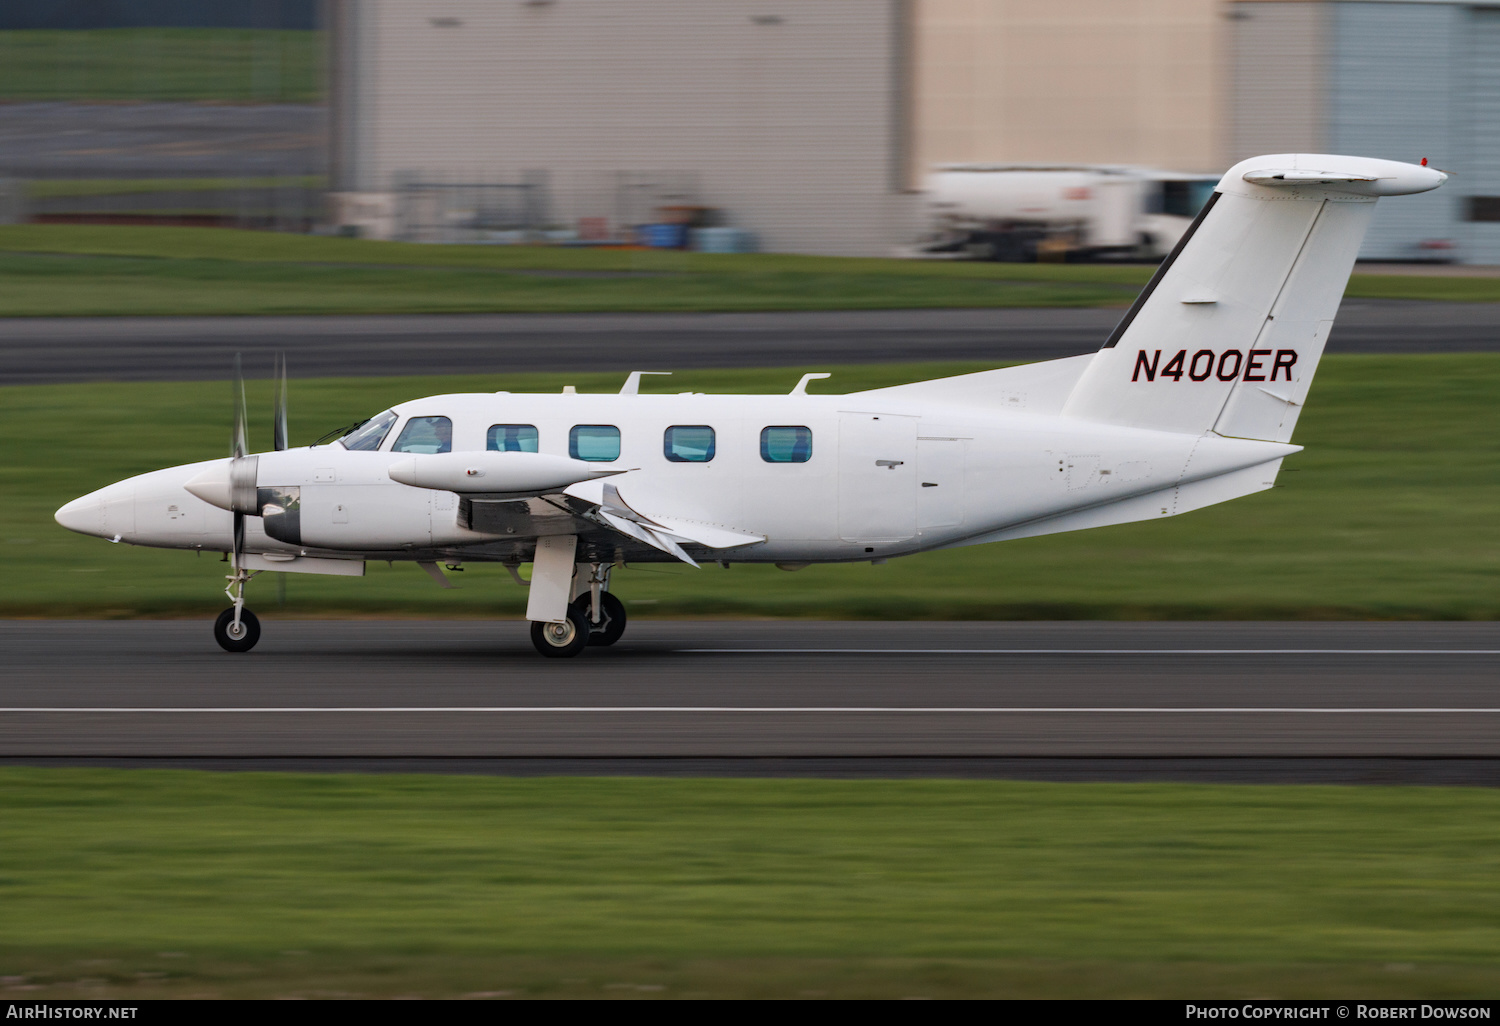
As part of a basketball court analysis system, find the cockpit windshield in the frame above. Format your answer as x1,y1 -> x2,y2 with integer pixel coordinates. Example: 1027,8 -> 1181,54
337,409 -> 399,451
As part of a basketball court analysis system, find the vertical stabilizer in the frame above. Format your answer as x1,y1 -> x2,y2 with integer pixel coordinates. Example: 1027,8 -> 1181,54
1061,154 -> 1446,440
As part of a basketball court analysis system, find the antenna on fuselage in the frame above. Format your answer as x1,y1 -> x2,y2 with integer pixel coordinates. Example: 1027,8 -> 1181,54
620,371 -> 671,395
790,373 -> 830,395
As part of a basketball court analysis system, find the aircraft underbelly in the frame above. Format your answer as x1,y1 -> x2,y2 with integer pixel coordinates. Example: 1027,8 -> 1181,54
838,412 -> 917,543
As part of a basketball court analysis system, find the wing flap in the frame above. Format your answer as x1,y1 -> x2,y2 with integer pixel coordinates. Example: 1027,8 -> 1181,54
646,515 -> 765,550
461,481 -> 764,566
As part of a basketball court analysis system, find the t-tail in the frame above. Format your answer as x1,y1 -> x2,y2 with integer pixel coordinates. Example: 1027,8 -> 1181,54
1061,154 -> 1447,442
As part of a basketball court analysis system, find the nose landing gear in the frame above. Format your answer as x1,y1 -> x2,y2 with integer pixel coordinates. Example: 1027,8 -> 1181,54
215,565 -> 262,653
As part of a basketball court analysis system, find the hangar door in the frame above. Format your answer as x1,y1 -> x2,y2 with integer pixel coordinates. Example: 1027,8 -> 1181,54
1468,8 -> 1500,264
838,412 -> 916,543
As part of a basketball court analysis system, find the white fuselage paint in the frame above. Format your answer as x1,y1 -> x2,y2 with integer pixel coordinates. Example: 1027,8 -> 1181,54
65,389 -> 1296,566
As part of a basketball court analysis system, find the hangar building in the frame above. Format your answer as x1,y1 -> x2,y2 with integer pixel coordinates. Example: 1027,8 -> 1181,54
327,0 -> 918,255
329,0 -> 1500,261
1228,0 -> 1500,263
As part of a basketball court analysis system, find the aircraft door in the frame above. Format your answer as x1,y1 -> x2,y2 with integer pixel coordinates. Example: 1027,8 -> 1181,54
838,413 -> 917,543
916,438 -> 965,531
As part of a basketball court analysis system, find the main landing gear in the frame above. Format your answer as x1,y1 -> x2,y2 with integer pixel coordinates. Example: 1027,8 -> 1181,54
215,565 -> 262,653
530,592 -> 628,658
528,548 -> 628,658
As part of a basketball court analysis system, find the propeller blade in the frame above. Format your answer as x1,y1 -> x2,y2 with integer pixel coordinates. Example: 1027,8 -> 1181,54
272,352 -> 289,451
231,353 -> 248,460
232,510 -> 245,572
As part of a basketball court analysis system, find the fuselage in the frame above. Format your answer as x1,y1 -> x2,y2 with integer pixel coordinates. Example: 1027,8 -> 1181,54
55,388 -> 1294,566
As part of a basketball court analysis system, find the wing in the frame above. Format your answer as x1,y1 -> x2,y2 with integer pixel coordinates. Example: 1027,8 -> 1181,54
459,481 -> 765,567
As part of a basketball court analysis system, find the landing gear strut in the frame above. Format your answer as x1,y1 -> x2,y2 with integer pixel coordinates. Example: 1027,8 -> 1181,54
216,566 -> 262,653
576,561 -> 626,647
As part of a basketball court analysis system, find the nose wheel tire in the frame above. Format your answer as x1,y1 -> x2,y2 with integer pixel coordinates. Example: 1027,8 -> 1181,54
530,606 -> 591,658
572,592 -> 628,647
214,607 -> 261,653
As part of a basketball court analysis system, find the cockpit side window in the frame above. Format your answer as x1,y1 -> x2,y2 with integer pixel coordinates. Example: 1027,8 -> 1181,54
340,410 -> 398,451
488,424 -> 539,453
391,416 -> 453,454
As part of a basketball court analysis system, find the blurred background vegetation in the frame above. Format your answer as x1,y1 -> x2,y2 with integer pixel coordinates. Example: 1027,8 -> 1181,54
2,226 -> 1500,316
0,28 -> 322,103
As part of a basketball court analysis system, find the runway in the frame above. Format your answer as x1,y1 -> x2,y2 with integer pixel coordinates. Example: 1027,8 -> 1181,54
3,620 -> 1499,783
1,298 -> 1497,385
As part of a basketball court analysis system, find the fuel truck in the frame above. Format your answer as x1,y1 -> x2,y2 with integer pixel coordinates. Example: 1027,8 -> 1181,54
923,164 -> 1220,262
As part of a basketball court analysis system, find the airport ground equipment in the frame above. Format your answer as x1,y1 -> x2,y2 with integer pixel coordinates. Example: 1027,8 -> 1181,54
55,154 -> 1446,657
924,163 -> 1221,262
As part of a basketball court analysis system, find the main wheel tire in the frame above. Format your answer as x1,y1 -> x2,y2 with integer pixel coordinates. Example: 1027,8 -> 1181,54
573,592 -> 628,647
214,607 -> 261,653
530,607 -> 590,658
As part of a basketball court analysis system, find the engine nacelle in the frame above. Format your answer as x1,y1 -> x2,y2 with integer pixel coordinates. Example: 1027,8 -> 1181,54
386,450 -> 624,497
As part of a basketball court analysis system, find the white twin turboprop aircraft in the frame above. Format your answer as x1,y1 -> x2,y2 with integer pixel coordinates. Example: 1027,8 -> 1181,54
55,153 -> 1445,657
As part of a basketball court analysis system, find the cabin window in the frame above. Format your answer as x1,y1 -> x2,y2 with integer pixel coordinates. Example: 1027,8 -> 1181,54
664,425 -> 716,463
391,415 -> 453,454
487,424 -> 539,453
340,410 -> 398,451
760,425 -> 812,463
569,424 -> 620,462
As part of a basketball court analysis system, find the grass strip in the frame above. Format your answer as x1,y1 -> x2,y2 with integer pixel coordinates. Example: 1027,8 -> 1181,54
2,226 -> 1499,312
3,356 -> 1497,620
0,29 -> 321,104
0,251 -> 1134,316
0,768 -> 1498,998
0,225 -> 1157,281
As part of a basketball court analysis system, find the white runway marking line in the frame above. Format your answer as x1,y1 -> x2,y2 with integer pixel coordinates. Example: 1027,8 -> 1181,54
3,707 -> 1500,714
677,648 -> 1500,655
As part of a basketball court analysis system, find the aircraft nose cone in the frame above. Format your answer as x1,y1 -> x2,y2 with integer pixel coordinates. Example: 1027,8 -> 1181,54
54,479 -> 135,541
54,494 -> 103,536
